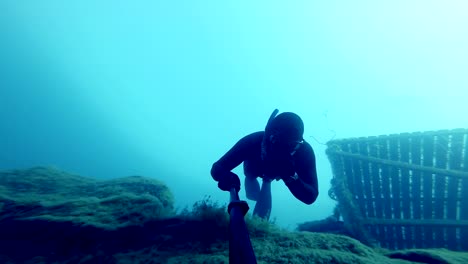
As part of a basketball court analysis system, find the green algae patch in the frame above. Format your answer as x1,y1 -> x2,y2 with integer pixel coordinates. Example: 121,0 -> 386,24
1,167 -> 466,264
0,166 -> 174,229
386,248 -> 468,264
115,199 -> 414,264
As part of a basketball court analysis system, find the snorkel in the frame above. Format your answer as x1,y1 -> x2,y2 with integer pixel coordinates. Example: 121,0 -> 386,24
261,109 -> 279,161
265,109 -> 279,132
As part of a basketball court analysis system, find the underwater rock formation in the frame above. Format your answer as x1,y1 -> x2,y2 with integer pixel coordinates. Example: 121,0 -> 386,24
297,215 -> 349,236
0,166 -> 174,229
1,167 -> 467,264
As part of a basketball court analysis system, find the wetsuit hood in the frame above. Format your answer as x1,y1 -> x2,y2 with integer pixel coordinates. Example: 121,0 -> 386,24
262,109 -> 304,159
267,112 -> 304,142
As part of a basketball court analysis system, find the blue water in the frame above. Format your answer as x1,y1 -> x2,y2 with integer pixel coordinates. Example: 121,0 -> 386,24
1,1 -> 467,229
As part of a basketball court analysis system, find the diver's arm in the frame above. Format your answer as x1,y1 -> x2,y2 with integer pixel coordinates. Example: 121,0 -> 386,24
284,144 -> 319,205
211,132 -> 260,182
285,176 -> 318,205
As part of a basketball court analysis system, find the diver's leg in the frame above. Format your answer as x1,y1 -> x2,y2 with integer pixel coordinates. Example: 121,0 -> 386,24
245,176 -> 260,201
243,160 -> 261,201
253,179 -> 272,220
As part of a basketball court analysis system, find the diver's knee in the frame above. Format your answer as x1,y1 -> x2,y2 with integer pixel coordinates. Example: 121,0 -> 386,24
246,191 -> 259,201
245,177 -> 260,201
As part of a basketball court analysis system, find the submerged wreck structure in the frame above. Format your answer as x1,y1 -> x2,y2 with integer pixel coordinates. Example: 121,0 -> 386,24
326,128 -> 468,251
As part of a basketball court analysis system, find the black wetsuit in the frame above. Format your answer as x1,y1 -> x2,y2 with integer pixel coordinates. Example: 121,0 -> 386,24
211,131 -> 319,205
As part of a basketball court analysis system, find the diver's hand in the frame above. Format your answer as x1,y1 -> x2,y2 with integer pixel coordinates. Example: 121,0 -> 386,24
218,172 -> 241,192
281,173 -> 299,184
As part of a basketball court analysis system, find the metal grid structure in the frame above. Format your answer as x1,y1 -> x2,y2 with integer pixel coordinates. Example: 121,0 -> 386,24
326,129 -> 468,250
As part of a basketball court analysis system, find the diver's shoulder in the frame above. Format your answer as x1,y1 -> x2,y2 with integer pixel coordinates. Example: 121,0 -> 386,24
239,131 -> 264,144
299,140 -> 315,155
250,131 -> 265,138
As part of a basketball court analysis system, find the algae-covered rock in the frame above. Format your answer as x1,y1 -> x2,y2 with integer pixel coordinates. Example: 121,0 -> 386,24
1,167 -> 467,264
0,166 -> 174,228
386,248 -> 468,264
114,199 -> 412,264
